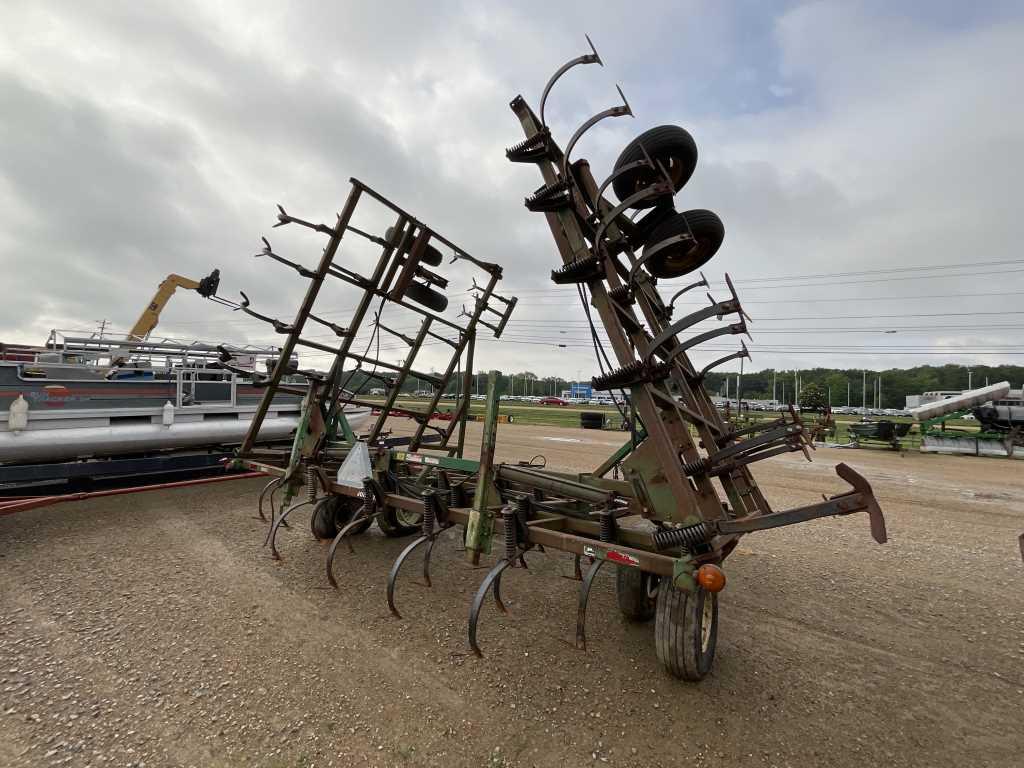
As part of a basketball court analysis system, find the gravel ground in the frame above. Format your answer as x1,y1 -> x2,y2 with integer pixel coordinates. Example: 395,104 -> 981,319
1,422 -> 1022,767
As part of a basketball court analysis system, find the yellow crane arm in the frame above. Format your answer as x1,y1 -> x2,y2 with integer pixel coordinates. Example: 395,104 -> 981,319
127,269 -> 220,340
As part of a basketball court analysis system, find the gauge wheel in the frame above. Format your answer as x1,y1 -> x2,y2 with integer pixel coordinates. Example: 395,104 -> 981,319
641,209 -> 724,279
376,503 -> 422,538
655,583 -> 718,681
310,496 -> 371,540
616,567 -> 659,622
403,282 -> 449,312
612,125 -> 698,209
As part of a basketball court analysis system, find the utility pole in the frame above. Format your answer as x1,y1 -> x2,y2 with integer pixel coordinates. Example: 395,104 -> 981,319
847,380 -> 851,407
968,369 -> 973,391
737,357 -> 744,415
878,375 -> 882,409
862,370 -> 867,415
772,370 -> 777,404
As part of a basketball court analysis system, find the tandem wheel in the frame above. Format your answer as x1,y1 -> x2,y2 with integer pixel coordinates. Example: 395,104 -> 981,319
311,496 -> 372,540
654,583 -> 718,681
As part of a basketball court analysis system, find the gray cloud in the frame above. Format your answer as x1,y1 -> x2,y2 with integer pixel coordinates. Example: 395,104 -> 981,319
1,0 -> 1021,378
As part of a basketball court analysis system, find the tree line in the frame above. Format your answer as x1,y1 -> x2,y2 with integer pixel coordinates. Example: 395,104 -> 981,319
704,364 -> 1024,409
338,364 -> 1024,409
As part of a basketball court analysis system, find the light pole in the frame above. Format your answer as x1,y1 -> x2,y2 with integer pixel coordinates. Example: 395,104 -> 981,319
968,369 -> 973,391
862,370 -> 867,415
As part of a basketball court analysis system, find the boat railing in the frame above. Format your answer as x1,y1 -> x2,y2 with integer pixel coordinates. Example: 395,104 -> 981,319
43,329 -> 286,374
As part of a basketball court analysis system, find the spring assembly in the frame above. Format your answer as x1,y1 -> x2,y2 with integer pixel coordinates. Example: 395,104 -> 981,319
361,478 -> 375,518
680,457 -> 712,477
421,489 -> 436,537
503,506 -> 517,563
599,508 -> 615,543
652,521 -> 711,552
305,466 -> 318,502
451,483 -> 467,507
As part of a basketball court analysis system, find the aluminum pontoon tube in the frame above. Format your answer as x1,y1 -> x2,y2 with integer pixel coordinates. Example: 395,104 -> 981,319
0,417 -> 300,463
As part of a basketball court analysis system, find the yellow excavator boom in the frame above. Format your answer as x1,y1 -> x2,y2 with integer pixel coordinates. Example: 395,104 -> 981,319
128,269 -> 220,340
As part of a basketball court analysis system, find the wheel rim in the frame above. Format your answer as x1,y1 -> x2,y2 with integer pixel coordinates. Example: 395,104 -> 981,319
665,155 -> 686,186
700,592 -> 714,653
645,574 -> 660,600
395,507 -> 422,528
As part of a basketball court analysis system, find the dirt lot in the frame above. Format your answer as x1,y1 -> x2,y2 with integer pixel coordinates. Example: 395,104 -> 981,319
2,422 -> 1022,767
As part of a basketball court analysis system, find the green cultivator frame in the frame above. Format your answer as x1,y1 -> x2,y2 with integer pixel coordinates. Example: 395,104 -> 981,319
232,38 -> 888,681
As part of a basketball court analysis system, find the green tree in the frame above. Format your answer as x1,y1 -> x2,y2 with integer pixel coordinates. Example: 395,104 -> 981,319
799,382 -> 829,413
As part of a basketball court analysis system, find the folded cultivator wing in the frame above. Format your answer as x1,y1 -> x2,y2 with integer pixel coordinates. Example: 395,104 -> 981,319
230,39 -> 887,682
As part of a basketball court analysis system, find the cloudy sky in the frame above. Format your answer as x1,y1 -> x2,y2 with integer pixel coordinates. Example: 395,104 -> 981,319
2,1 -> 1022,382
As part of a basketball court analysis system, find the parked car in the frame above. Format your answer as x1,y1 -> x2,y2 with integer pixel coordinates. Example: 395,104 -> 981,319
539,396 -> 568,406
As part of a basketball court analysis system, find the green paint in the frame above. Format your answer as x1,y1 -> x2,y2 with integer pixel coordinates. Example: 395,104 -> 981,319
465,372 -> 501,560
672,555 -> 697,592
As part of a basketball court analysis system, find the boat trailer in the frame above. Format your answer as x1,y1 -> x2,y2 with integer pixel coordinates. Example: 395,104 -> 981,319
228,39 -> 888,680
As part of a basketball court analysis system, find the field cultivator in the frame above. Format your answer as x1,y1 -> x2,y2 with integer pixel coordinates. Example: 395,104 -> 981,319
229,39 -> 888,681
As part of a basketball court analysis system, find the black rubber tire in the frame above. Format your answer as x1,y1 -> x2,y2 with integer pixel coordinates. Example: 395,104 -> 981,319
385,226 -> 443,266
403,282 -> 449,313
311,496 -> 371,539
310,498 -> 338,540
642,209 -> 724,279
616,567 -> 659,622
376,504 -> 421,538
627,202 -> 677,250
612,125 -> 698,209
655,583 -> 718,681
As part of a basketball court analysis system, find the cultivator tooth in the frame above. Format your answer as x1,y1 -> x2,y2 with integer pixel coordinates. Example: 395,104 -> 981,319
236,291 -> 295,335
256,477 -> 281,522
644,284 -> 749,363
387,489 -> 459,618
591,359 -> 672,390
272,204 -> 334,235
691,341 -> 751,383
326,479 -> 380,588
525,179 -> 573,212
505,127 -> 553,163
667,272 -> 710,313
256,236 -> 317,278
537,34 -> 603,128
681,421 -> 806,478
560,85 -> 633,184
469,292 -> 518,338
551,255 -> 603,284
467,499 -> 532,657
575,557 -> 606,650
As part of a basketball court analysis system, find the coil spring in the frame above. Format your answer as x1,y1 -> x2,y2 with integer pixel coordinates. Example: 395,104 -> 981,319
451,483 -> 467,507
361,478 -> 375,518
599,509 -> 615,543
680,457 -> 711,477
305,466 -> 318,502
421,490 -> 436,537
503,506 -> 517,562
652,521 -> 711,552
